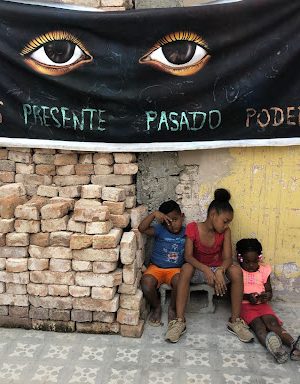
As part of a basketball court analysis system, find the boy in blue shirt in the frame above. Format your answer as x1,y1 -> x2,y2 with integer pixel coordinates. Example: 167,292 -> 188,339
138,200 -> 185,326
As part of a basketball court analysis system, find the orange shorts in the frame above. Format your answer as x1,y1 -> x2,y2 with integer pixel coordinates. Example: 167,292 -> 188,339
143,264 -> 181,287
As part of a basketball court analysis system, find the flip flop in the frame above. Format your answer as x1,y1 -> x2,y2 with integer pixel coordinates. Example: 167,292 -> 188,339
265,331 -> 289,364
290,335 -> 300,361
148,318 -> 163,327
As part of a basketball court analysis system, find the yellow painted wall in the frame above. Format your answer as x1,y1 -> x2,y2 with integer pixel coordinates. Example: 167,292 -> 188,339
197,146 -> 300,274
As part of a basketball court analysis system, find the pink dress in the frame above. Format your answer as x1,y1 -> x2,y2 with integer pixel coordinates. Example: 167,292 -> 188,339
240,264 -> 282,325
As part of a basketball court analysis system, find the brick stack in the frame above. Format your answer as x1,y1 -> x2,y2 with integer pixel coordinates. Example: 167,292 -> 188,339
0,148 -> 148,337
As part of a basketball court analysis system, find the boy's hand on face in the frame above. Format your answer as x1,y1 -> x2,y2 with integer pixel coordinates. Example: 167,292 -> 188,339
154,211 -> 172,226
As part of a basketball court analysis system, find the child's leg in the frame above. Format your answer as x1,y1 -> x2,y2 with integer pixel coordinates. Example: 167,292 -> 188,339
249,317 -> 268,346
226,264 -> 243,322
168,272 -> 180,322
175,263 -> 195,320
141,274 -> 161,324
262,314 -> 294,347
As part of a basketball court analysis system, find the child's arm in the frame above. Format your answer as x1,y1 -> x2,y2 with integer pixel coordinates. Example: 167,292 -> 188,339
138,211 -> 172,236
185,237 -> 215,285
259,276 -> 273,303
219,228 -> 234,271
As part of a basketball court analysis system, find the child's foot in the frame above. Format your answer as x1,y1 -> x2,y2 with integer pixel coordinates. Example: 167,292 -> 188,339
266,332 -> 289,364
290,335 -> 300,361
148,306 -> 162,326
165,318 -> 186,343
167,306 -> 176,323
227,318 -> 254,343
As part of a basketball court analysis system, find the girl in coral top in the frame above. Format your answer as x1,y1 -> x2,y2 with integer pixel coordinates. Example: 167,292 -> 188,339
165,188 -> 253,344
237,238 -> 300,363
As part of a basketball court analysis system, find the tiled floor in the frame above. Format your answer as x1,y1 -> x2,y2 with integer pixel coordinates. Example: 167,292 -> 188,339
0,294 -> 299,383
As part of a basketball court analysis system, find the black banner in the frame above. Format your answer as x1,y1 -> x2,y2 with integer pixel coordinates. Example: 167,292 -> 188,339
0,0 -> 300,151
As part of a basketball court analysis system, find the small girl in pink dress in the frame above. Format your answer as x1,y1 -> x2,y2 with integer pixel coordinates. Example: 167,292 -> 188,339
237,238 -> 300,363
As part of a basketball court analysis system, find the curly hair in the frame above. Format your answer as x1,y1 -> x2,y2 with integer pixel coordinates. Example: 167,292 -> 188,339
236,238 -> 263,256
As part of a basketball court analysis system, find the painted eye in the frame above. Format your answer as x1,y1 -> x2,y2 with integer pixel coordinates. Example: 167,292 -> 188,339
21,31 -> 93,76
139,31 -> 210,76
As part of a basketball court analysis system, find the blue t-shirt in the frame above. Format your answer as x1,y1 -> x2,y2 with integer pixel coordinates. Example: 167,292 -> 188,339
150,224 -> 185,268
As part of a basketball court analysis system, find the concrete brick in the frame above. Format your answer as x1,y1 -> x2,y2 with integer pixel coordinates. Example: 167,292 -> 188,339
0,259 -> 6,270
135,249 -> 145,268
75,269 -> 122,287
91,286 -> 117,300
120,320 -> 144,338
27,283 -> 48,296
85,221 -> 113,235
16,163 -> 35,174
101,187 -> 125,202
130,205 -> 148,229
102,201 -> 125,215
41,216 -> 69,232
28,258 -> 49,271
41,202 -> 70,219
73,294 -> 119,312
71,309 -> 92,322
56,165 -> 75,175
30,271 -> 75,285
0,293 -> 28,306
0,149 -> 8,160
29,307 -> 49,320
92,228 -> 123,249
0,305 -> 8,315
29,296 -> 73,310
101,0 -> 125,6
0,271 -> 29,284
49,231 -> 72,247
93,261 -> 117,274
72,260 -> 92,272
94,164 -> 113,175
123,260 -> 137,285
0,183 -> 26,198
91,175 -> 133,186
35,164 -> 56,176
79,153 -> 93,164
32,319 -> 75,332
30,233 -> 50,247
69,285 -> 90,297
0,246 -> 28,259
0,171 -> 14,183
33,153 -> 55,164
72,247 -> 119,262
0,282 -> 5,293
118,272 -> 141,295
93,153 -> 113,165
15,196 -> 49,220
49,197 -> 75,210
48,285 -> 69,296
15,174 -> 52,194
37,185 -> 58,197
76,321 -> 119,334
8,150 -> 32,164
92,311 -> 115,323
49,309 -> 70,321
0,195 -> 27,219
49,259 -> 71,272
120,231 -> 137,265
15,220 -> 40,233
113,153 -> 136,163
6,258 -> 28,273
58,186 -> 81,198
119,184 -> 136,196
9,305 -> 29,317
6,283 -> 27,295
34,149 -> 56,154
6,233 -> 29,247
70,234 -> 93,250
52,175 -> 90,186
125,196 -> 136,209
54,153 -> 78,166
120,290 -> 143,310
114,163 -> 138,175
75,164 -> 94,175
0,160 -> 15,172
67,216 -> 85,233
110,213 -> 130,229
81,185 -> 102,199
117,308 -> 139,326
73,199 -> 109,222
0,218 -> 15,233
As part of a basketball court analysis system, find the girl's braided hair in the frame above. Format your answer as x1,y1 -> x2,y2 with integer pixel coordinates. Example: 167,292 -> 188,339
236,238 -> 263,263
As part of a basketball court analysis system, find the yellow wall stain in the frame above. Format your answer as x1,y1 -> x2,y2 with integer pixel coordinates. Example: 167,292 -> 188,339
198,146 -> 300,274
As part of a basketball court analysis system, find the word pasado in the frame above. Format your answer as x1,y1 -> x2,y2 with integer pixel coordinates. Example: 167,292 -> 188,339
246,107 -> 300,128
145,110 -> 222,131
22,104 -> 106,131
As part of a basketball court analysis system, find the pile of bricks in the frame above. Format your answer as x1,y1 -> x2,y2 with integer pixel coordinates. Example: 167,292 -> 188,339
0,148 -> 149,337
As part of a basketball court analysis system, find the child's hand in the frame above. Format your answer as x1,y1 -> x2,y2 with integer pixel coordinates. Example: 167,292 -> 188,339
154,211 -> 172,226
214,269 -> 227,296
248,293 -> 260,304
258,292 -> 269,303
202,265 -> 215,286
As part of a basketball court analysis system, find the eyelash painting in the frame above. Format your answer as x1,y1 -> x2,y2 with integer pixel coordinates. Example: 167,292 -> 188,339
20,31 -> 93,76
139,31 -> 211,76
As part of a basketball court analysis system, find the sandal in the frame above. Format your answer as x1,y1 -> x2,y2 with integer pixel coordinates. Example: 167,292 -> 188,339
290,335 -> 300,361
265,331 -> 289,364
